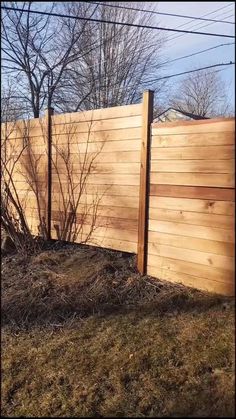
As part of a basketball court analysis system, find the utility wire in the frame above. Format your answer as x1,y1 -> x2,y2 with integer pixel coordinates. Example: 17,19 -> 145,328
81,1 -> 235,24
166,13 -> 234,43
141,62 -> 235,85
1,6 -> 235,38
160,43 -> 235,66
86,62 -> 235,92
165,5 -> 235,42
7,64 -> 233,98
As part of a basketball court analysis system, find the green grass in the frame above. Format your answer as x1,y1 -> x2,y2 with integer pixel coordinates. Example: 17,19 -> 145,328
1,244 -> 235,417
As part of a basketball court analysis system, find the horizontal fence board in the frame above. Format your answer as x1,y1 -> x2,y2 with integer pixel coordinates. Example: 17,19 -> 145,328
26,203 -> 139,220
28,214 -> 138,234
66,224 -> 138,243
150,185 -> 235,201
4,116 -> 142,139
147,265 -> 234,296
8,139 -> 141,154
26,139 -> 141,154
52,115 -> 142,134
52,103 -> 142,124
148,244 -> 234,271
150,159 -> 234,173
12,182 -> 140,197
149,208 -> 234,229
51,173 -> 140,186
148,231 -> 234,257
71,234 -> 137,253
149,196 -> 234,215
50,127 -> 141,142
150,172 -> 234,188
152,118 -> 235,134
151,132 -> 235,147
6,129 -> 142,144
50,213 -> 138,231
51,204 -> 139,220
52,225 -> 137,248
151,145 -> 234,160
148,219 -> 234,242
12,151 -> 141,164
52,162 -> 141,175
17,192 -> 140,209
14,173 -> 141,187
147,254 -> 233,283
1,118 -> 45,138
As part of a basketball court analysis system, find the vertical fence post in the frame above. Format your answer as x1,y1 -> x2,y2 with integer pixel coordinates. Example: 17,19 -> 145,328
137,90 -> 154,274
45,107 -> 54,240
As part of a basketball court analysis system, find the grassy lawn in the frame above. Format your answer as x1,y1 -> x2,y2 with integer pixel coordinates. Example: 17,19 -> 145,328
1,243 -> 235,417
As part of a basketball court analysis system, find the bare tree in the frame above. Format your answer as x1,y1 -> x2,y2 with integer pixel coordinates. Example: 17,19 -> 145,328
2,2 -> 167,114
1,82 -> 30,122
51,119 -> 106,243
43,1 -> 167,111
170,69 -> 233,118
1,112 -> 107,251
1,121 -> 37,252
1,2 -> 99,117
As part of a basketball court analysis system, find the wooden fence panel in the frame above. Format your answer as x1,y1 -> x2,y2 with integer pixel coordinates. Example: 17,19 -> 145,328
147,118 -> 235,296
50,102 -> 143,251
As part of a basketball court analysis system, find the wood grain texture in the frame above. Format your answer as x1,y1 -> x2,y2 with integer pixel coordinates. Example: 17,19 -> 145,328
150,172 -> 234,188
148,245 -> 234,271
149,207 -> 234,229
149,196 -> 234,215
148,219 -> 234,242
151,159 -> 234,173
152,118 -> 235,133
147,254 -> 233,283
137,90 -> 153,274
151,145 -> 234,160
148,118 -> 235,295
147,265 -> 234,296
148,231 -> 234,257
151,132 -> 235,147
52,115 -> 142,134
9,127 -> 141,145
52,103 -> 142,124
149,185 -> 235,201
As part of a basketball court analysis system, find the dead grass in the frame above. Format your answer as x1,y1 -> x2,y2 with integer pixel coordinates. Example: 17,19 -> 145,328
1,243 -> 235,417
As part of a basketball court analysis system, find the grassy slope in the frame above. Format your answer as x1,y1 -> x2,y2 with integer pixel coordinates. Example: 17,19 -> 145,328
1,244 -> 235,417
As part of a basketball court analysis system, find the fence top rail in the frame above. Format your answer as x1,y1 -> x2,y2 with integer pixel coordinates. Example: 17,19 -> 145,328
1,103 -> 142,129
152,117 -> 235,129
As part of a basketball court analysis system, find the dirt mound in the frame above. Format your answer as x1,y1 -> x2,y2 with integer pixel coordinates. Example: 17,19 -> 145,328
2,242 -> 231,327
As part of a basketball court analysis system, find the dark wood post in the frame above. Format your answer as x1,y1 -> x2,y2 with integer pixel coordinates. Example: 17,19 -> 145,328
137,90 -> 154,274
45,107 -> 54,240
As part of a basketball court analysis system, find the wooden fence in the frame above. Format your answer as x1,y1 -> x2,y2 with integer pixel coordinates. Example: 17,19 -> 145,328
1,92 -> 235,296
147,118 -> 235,296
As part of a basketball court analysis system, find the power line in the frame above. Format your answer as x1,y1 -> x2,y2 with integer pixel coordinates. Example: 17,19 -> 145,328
160,43 -> 235,66
1,6 -> 235,38
7,64 -> 233,100
168,4 -> 235,32
142,62 -> 235,85
165,6 -> 235,43
166,13 -> 234,43
81,1 -> 235,25
86,62 -> 235,92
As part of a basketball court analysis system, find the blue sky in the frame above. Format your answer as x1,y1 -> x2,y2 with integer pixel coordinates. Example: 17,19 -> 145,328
150,1 -> 235,108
